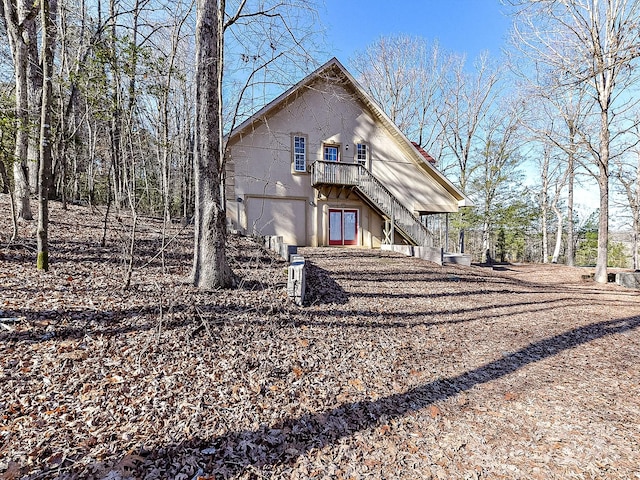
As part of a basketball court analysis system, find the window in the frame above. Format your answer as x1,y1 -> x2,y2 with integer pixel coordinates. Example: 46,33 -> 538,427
293,134 -> 307,172
356,143 -> 368,166
324,145 -> 339,162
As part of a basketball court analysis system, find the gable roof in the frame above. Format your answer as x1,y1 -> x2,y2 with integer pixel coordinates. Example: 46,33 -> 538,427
228,57 -> 472,207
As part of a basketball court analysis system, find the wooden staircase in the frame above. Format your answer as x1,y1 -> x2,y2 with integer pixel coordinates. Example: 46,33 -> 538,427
311,161 -> 432,246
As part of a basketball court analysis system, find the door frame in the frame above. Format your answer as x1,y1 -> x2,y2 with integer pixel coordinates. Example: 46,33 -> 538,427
328,208 -> 359,246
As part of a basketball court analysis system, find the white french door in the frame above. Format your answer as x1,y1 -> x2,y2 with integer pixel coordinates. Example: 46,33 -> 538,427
329,209 -> 358,246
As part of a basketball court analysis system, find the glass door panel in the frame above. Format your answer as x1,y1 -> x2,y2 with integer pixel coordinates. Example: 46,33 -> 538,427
329,210 -> 343,245
343,210 -> 358,245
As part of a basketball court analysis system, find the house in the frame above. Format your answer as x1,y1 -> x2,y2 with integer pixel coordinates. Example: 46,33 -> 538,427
225,58 -> 471,250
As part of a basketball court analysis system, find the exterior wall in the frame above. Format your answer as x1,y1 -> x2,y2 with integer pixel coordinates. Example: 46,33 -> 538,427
315,193 -> 384,248
226,75 -> 459,247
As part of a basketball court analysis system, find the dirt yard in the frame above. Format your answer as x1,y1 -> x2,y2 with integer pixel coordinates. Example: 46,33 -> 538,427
1,197 -> 640,479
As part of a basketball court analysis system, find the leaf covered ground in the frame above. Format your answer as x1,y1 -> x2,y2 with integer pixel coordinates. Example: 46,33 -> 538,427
1,196 -> 640,479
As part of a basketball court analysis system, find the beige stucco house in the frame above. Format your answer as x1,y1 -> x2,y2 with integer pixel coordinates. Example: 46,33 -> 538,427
225,58 -> 470,248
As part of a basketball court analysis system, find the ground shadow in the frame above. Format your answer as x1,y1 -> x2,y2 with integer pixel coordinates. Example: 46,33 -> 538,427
2,277 -> 635,345
30,314 -> 640,479
303,261 -> 349,305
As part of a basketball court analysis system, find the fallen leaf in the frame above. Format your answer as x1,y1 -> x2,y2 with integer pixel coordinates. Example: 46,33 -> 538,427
504,392 -> 517,401
348,378 -> 365,392
47,452 -> 64,465
250,382 -> 261,394
2,461 -> 21,480
114,453 -> 144,472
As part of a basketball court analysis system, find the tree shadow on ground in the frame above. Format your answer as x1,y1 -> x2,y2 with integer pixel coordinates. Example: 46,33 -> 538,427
2,269 -> 636,345
303,261 -> 349,305
34,314 -> 640,479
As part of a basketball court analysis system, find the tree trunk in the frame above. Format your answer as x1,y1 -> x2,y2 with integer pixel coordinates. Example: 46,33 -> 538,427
108,0 -> 124,209
482,217 -> 492,264
191,0 -> 236,289
551,204 -> 563,263
3,0 -> 34,220
0,158 -> 9,194
540,147 -> 550,263
633,210 -> 639,271
566,129 -> 575,267
541,204 -> 548,263
634,151 -> 640,270
37,0 -> 56,271
26,17 -> 42,195
594,110 -> 610,283
0,158 -> 18,241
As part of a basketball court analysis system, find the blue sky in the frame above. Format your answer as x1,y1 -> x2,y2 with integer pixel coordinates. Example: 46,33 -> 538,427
319,0 -> 512,64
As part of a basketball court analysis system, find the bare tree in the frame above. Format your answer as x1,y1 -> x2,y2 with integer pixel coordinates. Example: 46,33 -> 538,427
543,146 -> 569,264
192,0 -> 318,289
0,85 -> 18,240
149,0 -> 192,270
1,0 -> 37,221
192,0 -> 235,288
508,0 -> 640,282
1,0 -> 319,282
516,68 -> 593,266
539,143 -> 551,263
551,88 -> 587,267
517,95 -> 569,264
439,52 -> 503,192
613,126 -> 640,270
26,13 -> 42,195
350,35 -> 451,155
470,99 -> 524,263
37,0 -> 57,271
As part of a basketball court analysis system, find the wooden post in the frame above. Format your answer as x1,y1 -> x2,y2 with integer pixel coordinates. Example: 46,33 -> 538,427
390,202 -> 395,244
445,213 -> 449,253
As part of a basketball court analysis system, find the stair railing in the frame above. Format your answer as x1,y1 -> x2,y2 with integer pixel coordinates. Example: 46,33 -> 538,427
311,161 -> 432,246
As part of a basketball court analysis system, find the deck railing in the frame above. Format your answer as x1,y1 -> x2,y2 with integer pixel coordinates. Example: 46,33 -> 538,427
311,161 -> 432,246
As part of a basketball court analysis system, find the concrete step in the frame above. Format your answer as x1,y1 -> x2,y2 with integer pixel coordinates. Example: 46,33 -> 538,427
443,253 -> 472,266
616,272 -> 640,289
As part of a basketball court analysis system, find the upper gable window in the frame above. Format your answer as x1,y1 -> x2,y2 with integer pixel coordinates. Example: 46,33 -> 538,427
356,143 -> 368,166
292,134 -> 307,173
324,145 -> 339,162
